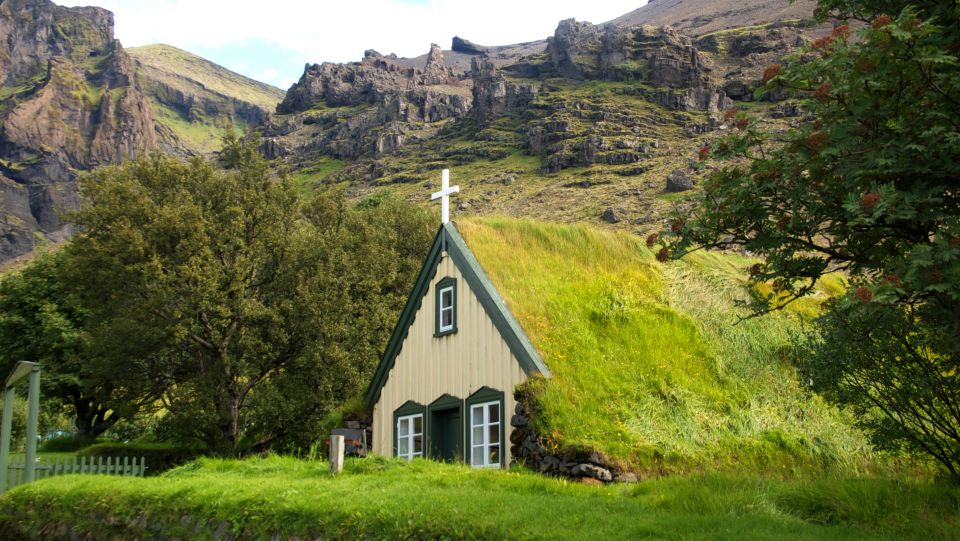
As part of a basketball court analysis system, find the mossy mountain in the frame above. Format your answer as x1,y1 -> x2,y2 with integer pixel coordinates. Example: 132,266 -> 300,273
0,0 -> 283,264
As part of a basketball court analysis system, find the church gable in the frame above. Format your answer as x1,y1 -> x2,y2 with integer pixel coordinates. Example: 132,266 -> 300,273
366,220 -> 550,466
365,222 -> 549,406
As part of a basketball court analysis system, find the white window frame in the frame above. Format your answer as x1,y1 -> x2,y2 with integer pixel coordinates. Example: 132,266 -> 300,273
438,285 -> 455,333
396,413 -> 424,461
469,401 -> 501,468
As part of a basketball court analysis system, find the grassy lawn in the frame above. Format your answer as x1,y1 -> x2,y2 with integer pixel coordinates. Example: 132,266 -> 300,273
0,456 -> 956,540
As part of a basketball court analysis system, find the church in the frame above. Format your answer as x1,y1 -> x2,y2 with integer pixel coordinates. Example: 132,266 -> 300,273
364,171 -> 550,468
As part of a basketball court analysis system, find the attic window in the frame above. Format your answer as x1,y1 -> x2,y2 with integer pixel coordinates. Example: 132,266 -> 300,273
435,277 -> 457,337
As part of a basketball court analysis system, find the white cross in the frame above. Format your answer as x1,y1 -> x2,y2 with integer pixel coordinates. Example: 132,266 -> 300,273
431,169 -> 460,225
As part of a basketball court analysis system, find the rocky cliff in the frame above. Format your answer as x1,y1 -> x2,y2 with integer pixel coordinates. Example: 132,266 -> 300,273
265,45 -> 472,163
0,0 -> 157,261
0,1 -> 287,264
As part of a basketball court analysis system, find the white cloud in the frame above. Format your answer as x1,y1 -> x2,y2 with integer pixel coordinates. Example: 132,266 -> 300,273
58,0 -> 648,85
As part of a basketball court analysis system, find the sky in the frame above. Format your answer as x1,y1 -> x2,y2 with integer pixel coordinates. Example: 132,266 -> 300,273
60,0 -> 649,90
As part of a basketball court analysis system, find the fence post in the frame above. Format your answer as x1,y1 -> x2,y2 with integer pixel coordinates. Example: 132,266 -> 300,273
330,434 -> 345,475
0,387 -> 14,494
24,366 -> 40,483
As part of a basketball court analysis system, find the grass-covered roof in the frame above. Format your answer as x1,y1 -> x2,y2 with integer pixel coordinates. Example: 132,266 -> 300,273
456,217 -> 871,475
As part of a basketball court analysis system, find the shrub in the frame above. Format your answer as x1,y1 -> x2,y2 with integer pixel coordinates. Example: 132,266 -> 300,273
76,442 -> 204,474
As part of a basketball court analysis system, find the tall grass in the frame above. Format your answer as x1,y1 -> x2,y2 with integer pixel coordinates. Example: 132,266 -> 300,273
458,217 -> 874,475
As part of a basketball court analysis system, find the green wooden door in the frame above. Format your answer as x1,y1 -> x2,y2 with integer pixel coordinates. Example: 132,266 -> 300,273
431,408 -> 462,462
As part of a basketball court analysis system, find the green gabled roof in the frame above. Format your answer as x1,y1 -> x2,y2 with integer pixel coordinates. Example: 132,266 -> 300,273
364,222 -> 550,405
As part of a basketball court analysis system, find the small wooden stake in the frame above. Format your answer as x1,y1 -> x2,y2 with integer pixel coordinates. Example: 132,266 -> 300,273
329,435 -> 345,475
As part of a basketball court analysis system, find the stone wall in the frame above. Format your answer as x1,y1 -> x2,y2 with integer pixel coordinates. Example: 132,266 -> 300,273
510,387 -> 637,484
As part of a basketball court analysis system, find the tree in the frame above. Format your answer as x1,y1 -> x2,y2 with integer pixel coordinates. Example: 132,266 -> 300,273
0,252 -> 157,439
664,2 -> 960,479
66,134 -> 433,453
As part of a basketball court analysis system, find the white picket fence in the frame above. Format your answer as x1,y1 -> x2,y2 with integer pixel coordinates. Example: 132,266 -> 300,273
2,455 -> 146,491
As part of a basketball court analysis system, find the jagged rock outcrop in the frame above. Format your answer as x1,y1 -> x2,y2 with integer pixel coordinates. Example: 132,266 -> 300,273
545,19 -> 732,113
269,46 -> 472,160
470,57 -> 539,126
0,0 -> 158,261
452,36 -> 490,55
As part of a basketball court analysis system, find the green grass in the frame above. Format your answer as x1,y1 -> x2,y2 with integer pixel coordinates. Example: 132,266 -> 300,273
457,218 -> 875,475
289,158 -> 348,192
149,98 -> 236,154
0,456 -> 955,540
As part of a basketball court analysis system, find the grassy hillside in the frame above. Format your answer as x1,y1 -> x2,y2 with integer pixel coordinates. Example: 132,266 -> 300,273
129,44 -> 285,154
128,44 -> 284,110
1,456 -> 956,540
457,217 -> 871,476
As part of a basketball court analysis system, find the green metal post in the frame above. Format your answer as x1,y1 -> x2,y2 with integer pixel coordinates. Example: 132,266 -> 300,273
0,387 -> 15,494
24,367 -> 40,483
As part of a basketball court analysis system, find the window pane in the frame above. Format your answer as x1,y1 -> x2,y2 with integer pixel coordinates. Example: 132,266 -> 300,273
472,406 -> 483,426
489,445 -> 500,465
414,433 -> 423,454
488,423 -> 499,445
441,289 -> 453,308
472,446 -> 484,466
398,418 -> 408,437
473,426 -> 484,445
489,403 -> 499,422
441,309 -> 452,328
398,438 -> 409,457
413,416 -> 422,435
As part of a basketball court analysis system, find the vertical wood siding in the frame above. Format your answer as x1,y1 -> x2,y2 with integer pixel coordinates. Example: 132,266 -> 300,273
373,253 -> 527,466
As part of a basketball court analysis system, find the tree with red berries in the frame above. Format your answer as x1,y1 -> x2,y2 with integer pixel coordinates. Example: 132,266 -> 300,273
666,1 -> 960,480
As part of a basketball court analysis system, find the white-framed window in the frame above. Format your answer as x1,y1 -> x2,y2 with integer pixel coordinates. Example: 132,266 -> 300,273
396,414 -> 424,461
469,401 -> 501,468
438,286 -> 454,332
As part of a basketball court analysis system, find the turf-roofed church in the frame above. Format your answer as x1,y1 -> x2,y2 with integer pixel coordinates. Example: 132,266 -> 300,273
365,171 -> 550,468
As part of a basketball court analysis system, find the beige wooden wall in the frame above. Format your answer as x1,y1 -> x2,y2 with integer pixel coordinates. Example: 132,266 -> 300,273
372,252 -> 528,467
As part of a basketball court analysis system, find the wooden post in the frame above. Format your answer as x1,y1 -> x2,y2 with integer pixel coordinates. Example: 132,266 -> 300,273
330,435 -> 345,475
24,365 -> 40,483
0,387 -> 15,494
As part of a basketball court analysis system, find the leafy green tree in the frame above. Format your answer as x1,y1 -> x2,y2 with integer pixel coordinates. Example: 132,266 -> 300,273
665,2 -> 960,478
0,252 -> 156,439
66,135 -> 432,453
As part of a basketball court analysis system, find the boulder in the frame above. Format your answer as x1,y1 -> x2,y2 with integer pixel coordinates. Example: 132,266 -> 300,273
601,207 -> 621,224
666,169 -> 695,192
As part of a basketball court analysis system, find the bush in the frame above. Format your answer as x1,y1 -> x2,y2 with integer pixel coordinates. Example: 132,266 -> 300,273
76,442 -> 203,474
38,435 -> 98,453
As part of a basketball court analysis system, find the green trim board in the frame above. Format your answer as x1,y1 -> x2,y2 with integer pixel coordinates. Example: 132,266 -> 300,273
427,394 -> 464,462
465,387 -> 506,469
434,277 -> 458,337
365,222 -> 550,405
392,400 -> 426,458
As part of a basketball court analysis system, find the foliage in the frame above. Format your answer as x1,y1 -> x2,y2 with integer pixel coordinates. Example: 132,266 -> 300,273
0,252 -> 153,439
664,3 -> 960,479
0,456 -> 957,540
458,218 -> 872,475
77,442 -> 203,474
64,134 -> 433,454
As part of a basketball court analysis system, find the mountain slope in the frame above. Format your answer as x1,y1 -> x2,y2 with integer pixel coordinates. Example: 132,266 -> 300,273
610,0 -> 819,35
129,44 -> 284,154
